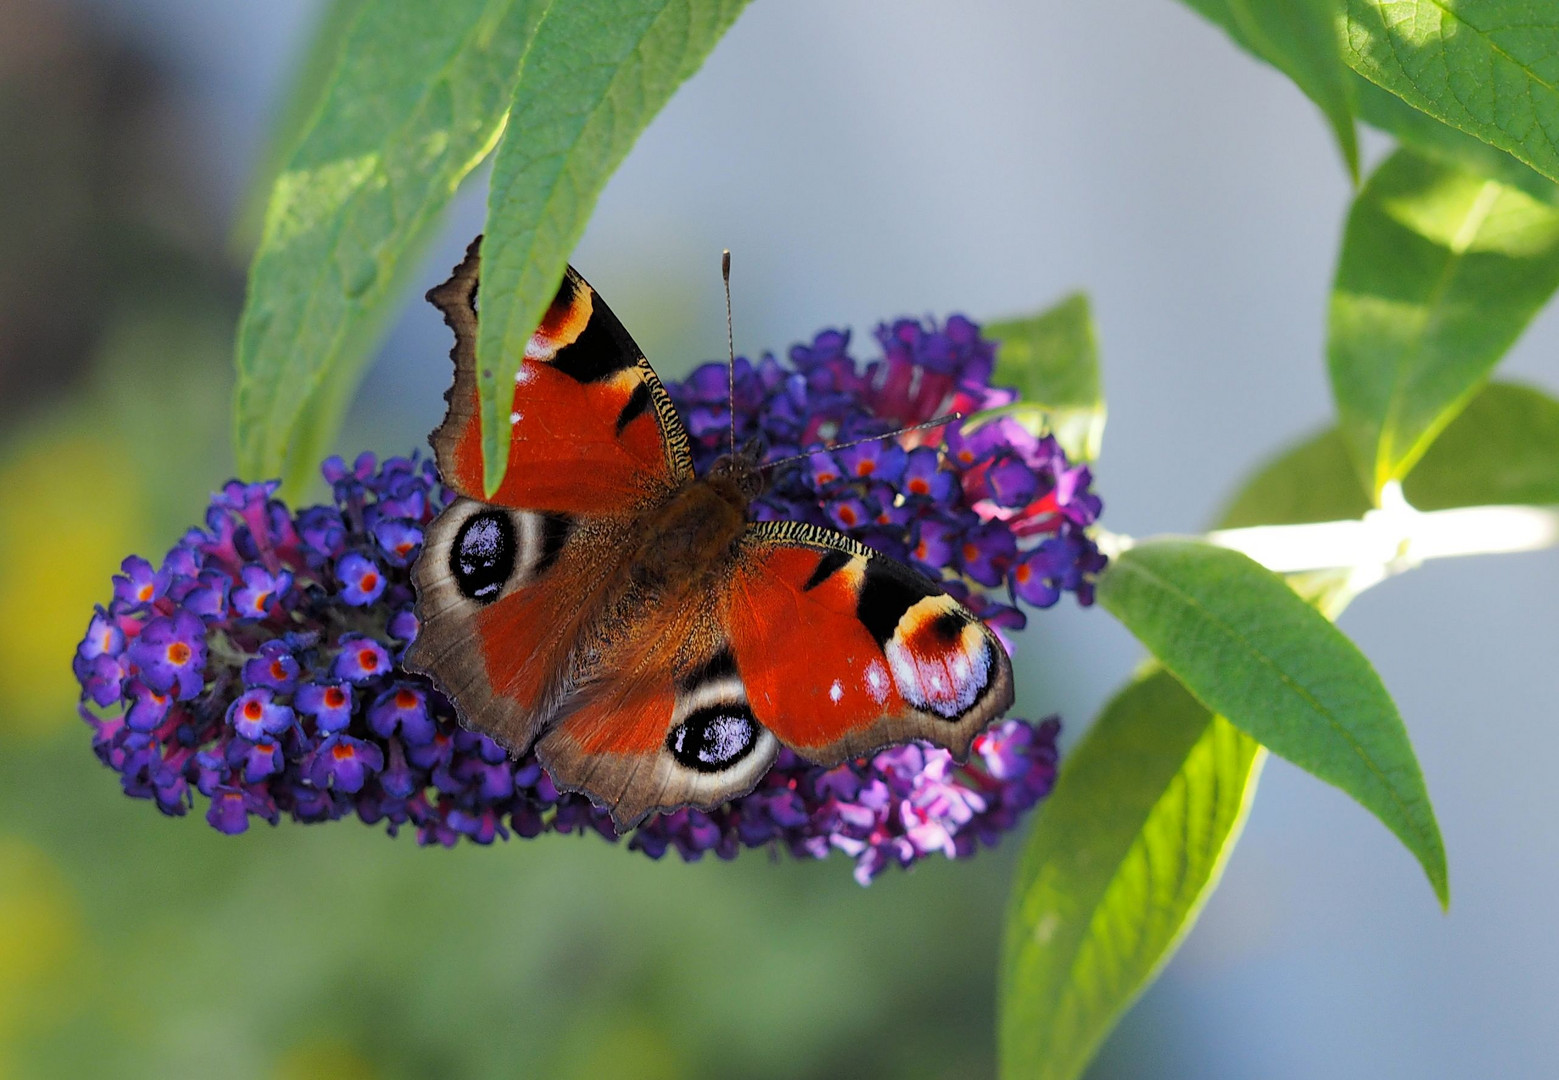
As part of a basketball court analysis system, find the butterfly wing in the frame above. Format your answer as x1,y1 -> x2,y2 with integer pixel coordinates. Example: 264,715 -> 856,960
423,236 -> 694,511
409,500 -> 633,753
534,605 -> 779,830
408,241 -> 694,754
532,522 -> 1014,830
723,521 -> 1014,764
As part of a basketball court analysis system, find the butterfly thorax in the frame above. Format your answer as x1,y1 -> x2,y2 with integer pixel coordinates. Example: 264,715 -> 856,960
628,465 -> 757,592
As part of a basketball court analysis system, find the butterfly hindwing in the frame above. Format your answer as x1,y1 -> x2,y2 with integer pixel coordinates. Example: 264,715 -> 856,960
534,611 -> 779,830
425,237 -> 694,514
722,521 -> 1014,764
407,497 -> 634,753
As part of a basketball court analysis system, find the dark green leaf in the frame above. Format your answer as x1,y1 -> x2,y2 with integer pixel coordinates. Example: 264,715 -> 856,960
1329,148 -> 1559,496
1216,427 -> 1371,528
1098,539 -> 1448,905
999,668 -> 1263,1080
234,0 -> 550,496
1345,0 -> 1559,185
1178,0 -> 1358,178
986,293 -> 1105,461
1352,74 -> 1559,206
475,0 -> 750,495
1405,381 -> 1559,509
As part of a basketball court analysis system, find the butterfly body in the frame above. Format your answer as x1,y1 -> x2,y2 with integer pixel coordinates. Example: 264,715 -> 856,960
408,239 -> 1014,828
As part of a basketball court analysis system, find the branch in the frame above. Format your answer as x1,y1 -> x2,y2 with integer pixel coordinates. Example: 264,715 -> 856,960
1099,484 -> 1559,591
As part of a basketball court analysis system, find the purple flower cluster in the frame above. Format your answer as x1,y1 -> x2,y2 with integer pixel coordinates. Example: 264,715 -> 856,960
670,315 -> 1105,615
73,309 -> 1099,882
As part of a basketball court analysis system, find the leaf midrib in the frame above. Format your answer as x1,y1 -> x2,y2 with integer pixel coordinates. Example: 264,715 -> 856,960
1373,176 -> 1502,489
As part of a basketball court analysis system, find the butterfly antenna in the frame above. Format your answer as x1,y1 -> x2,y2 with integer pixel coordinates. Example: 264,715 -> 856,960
722,249 -> 736,458
757,412 -> 964,473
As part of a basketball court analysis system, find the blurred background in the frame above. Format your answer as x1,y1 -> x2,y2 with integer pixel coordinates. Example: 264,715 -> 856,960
2,1 -> 1556,1077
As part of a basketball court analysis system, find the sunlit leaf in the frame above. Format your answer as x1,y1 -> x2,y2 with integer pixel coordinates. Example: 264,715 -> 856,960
1329,149 -> 1559,496
986,293 -> 1105,462
231,0 -> 372,254
1345,0 -> 1559,185
475,0 -> 750,495
234,0 -> 550,496
1352,75 -> 1559,206
1405,380 -> 1559,509
999,668 -> 1263,1080
1098,539 -> 1448,905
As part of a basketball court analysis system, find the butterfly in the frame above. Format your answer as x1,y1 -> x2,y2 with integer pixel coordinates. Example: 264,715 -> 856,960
406,237 -> 1014,829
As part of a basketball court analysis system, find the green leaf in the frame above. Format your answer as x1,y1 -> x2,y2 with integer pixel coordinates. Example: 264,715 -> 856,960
986,293 -> 1105,461
231,0 -> 373,255
1098,539 -> 1448,905
234,0 -> 550,496
1352,74 -> 1559,206
1216,427 -> 1372,528
1405,380 -> 1559,509
1177,0 -> 1358,178
475,0 -> 751,495
1344,0 -> 1559,185
999,668 -> 1264,1080
1329,148 -> 1559,496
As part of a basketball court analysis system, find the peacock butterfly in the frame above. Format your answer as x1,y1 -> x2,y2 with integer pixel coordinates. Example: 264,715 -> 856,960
406,238 -> 1014,829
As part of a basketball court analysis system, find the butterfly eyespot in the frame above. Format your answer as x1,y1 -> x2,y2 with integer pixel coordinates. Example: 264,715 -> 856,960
451,509 -> 516,603
666,705 -> 760,773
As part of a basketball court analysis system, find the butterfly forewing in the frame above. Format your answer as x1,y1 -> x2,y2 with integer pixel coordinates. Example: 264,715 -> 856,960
423,237 -> 693,513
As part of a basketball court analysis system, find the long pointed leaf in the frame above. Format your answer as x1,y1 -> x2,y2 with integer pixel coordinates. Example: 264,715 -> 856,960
475,0 -> 750,495
1345,0 -> 1559,185
1098,539 -> 1448,905
999,668 -> 1263,1080
234,0 -> 549,496
1329,148 -> 1559,495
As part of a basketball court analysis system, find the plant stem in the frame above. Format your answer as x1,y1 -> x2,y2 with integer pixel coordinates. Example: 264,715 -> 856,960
1097,484 -> 1559,586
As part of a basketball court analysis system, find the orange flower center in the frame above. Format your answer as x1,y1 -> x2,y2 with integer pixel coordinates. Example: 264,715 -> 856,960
243,701 -> 263,721
359,572 -> 379,591
166,642 -> 191,665
324,687 -> 346,708
395,690 -> 418,709
358,649 -> 377,669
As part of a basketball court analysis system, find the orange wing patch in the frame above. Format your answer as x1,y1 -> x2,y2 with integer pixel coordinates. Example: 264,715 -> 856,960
723,524 -> 1014,765
726,546 -> 905,752
425,238 -> 692,513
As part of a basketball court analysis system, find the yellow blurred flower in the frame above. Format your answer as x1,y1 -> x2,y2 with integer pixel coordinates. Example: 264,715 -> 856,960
0,425 -> 143,738
273,1038 -> 378,1080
